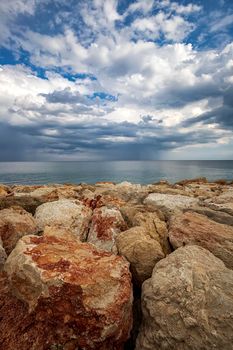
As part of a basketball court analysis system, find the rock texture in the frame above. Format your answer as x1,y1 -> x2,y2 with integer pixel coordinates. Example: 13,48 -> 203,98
136,245 -> 233,350
0,237 -> 7,269
169,211 -> 233,269
87,206 -> 127,253
132,211 -> 170,255
4,234 -> 133,350
144,193 -> 199,216
35,199 -> 92,241
0,206 -> 37,254
116,226 -> 164,285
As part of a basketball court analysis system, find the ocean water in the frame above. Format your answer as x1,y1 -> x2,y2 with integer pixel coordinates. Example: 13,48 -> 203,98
0,161 -> 232,185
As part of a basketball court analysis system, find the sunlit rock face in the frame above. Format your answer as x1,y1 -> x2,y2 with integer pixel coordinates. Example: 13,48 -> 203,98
136,245 -> 233,350
87,206 -> 127,253
34,199 -> 92,241
144,192 -> 199,216
0,206 -> 38,254
169,211 -> 233,269
4,233 -> 133,350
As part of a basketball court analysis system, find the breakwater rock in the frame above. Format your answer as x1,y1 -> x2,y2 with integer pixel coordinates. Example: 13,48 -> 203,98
0,177 -> 233,349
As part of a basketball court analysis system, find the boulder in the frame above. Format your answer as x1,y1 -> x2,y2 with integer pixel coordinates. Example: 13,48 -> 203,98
116,226 -> 164,285
132,211 -> 171,255
35,199 -> 92,241
0,185 -> 9,197
87,206 -> 127,253
144,193 -> 199,216
0,196 -> 44,215
136,245 -> 233,350
4,234 -> 133,350
189,207 -> 233,226
205,201 -> 233,216
0,237 -> 7,269
169,211 -> 233,269
0,206 -> 37,254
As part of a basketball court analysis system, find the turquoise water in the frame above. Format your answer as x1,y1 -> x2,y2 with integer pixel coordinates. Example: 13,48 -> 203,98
0,161 -> 232,185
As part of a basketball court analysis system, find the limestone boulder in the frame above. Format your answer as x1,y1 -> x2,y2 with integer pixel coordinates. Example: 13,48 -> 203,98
4,234 -> 133,350
0,206 -> 37,254
189,206 -> 233,226
205,201 -> 233,216
144,193 -> 199,216
136,245 -> 233,350
132,211 -> 171,255
169,211 -> 233,269
0,185 -> 9,197
35,199 -> 92,241
87,206 -> 127,253
116,226 -> 164,285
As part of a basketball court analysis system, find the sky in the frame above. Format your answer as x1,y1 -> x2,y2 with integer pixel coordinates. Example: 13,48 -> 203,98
0,0 -> 233,161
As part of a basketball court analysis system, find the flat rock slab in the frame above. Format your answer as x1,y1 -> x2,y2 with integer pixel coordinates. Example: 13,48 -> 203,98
4,234 -> 133,350
169,211 -> 233,269
136,245 -> 233,350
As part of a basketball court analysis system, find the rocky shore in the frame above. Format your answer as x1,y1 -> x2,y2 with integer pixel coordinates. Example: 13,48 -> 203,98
0,178 -> 233,350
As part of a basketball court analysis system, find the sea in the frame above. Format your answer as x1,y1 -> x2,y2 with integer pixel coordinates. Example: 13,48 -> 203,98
0,161 -> 232,185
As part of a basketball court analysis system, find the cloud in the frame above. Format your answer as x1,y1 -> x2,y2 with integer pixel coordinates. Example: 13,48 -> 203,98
182,87 -> 233,130
0,0 -> 233,160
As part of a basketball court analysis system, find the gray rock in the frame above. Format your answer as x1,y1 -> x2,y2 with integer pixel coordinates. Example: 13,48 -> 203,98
136,245 -> 233,350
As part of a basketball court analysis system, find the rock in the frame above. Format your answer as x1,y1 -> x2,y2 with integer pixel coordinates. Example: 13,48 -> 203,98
43,226 -> 80,242
35,199 -> 92,241
175,177 -> 208,185
205,202 -> 233,216
132,211 -> 171,255
0,237 -> 7,269
87,206 -> 127,253
4,234 -> 133,350
144,193 -> 199,216
0,196 -> 44,215
136,245 -> 233,350
0,185 -> 9,197
116,226 -> 164,285
189,206 -> 233,226
215,189 -> 233,203
169,211 -> 233,269
0,206 -> 37,254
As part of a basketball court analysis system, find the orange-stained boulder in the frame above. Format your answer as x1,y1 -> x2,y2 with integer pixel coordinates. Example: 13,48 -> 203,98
87,206 -> 127,253
34,199 -> 92,241
0,206 -> 38,254
4,234 -> 133,350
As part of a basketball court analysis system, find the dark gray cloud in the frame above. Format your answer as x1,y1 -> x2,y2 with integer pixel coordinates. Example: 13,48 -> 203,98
182,87 -> 233,129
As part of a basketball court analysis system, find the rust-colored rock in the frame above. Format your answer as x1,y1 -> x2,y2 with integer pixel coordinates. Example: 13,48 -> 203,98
0,206 -> 37,254
169,211 -> 233,269
87,206 -> 127,253
4,234 -> 133,350
35,199 -> 92,241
